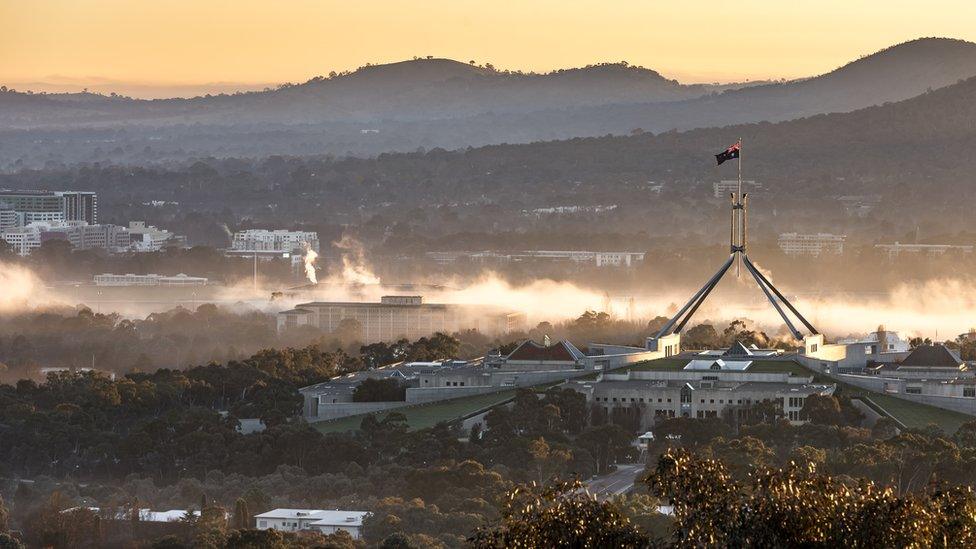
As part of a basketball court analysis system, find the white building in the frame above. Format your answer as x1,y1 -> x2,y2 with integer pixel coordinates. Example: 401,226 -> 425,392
778,233 -> 846,257
253,509 -> 369,539
713,179 -> 760,199
232,229 -> 320,253
838,327 -> 910,354
1,225 -> 43,255
127,221 -> 181,252
94,273 -> 208,286
875,242 -> 974,260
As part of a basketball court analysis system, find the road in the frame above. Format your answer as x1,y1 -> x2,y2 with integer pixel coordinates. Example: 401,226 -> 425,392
584,463 -> 644,499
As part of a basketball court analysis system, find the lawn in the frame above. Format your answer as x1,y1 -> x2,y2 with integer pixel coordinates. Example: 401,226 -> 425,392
841,388 -> 973,434
312,389 -> 518,434
623,358 -> 689,372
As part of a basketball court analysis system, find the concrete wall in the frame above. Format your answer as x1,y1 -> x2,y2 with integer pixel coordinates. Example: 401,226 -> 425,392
406,385 -> 498,403
836,373 -> 976,417
309,401 -> 409,421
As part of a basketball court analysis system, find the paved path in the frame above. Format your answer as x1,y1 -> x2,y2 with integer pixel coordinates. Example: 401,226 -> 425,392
584,463 -> 644,499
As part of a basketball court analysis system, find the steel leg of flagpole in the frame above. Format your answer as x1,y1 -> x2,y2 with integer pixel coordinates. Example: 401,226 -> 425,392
743,255 -> 802,340
743,254 -> 819,336
655,254 -> 735,338
673,257 -> 735,334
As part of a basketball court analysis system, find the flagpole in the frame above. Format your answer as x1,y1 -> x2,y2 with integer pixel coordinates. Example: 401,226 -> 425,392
736,137 -> 742,277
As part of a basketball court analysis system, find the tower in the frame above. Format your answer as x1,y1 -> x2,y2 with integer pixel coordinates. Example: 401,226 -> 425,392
653,160 -> 818,342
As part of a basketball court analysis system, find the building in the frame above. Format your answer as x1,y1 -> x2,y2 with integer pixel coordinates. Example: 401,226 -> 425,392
127,221 -> 183,252
253,509 -> 369,538
0,208 -> 17,230
713,179 -> 760,199
299,339 -> 673,422
837,327 -> 911,354
232,229 -> 319,254
777,233 -> 846,256
0,190 -> 65,218
277,295 -> 524,342
0,189 -> 97,224
56,191 -> 98,224
1,220 -> 132,255
874,242 -> 974,260
425,250 -> 645,268
568,361 -> 835,428
70,223 -> 130,250
865,344 -> 969,381
94,273 -> 209,286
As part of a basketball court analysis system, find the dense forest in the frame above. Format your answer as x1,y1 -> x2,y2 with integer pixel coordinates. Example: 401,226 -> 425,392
4,349 -> 976,547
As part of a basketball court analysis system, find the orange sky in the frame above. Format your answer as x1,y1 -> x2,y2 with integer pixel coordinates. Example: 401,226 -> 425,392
3,0 -> 975,97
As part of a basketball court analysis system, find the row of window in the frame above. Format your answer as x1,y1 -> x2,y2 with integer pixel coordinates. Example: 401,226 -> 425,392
787,397 -> 805,408
599,396 -> 763,406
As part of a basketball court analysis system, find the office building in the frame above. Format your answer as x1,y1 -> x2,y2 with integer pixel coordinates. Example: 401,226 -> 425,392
778,233 -> 846,256
0,189 -> 97,224
569,360 -> 835,428
94,273 -> 208,286
56,191 -> 98,224
232,229 -> 319,253
875,242 -> 974,260
713,180 -> 760,199
278,295 -> 523,342
127,221 -> 182,252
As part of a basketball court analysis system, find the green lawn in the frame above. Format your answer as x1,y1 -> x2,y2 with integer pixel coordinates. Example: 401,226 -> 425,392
312,389 -> 518,434
838,385 -> 973,434
623,358 -> 689,372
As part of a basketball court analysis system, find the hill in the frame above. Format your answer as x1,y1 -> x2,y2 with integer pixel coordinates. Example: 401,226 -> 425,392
3,38 -> 976,172
0,58 -> 721,127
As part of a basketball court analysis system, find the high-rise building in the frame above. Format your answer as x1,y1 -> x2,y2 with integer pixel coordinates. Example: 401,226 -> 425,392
0,190 -> 98,224
56,191 -> 98,224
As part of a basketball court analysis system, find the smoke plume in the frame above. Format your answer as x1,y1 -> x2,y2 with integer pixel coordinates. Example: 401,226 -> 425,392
304,247 -> 318,284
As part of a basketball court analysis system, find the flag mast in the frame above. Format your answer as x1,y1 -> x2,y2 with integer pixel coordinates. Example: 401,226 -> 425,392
736,137 -> 742,277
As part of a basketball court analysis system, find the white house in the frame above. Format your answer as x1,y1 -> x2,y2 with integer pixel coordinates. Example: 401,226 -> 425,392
253,509 -> 369,539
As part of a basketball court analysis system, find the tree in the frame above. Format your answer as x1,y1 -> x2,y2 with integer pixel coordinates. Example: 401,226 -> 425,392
800,394 -> 843,425
469,481 -> 648,548
232,498 -> 250,530
647,448 -> 976,547
353,378 -> 406,402
0,495 -> 8,533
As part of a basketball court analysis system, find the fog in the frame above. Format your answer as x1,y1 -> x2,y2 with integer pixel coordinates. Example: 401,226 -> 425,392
3,251 -> 974,343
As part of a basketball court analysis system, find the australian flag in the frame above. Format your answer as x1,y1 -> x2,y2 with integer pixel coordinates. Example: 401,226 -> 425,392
715,141 -> 741,165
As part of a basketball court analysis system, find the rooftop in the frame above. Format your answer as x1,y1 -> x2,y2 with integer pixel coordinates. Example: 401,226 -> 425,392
506,339 -> 586,362
253,509 -> 369,527
899,344 -> 964,368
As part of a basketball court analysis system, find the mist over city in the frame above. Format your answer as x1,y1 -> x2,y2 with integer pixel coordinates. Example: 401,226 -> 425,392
3,2 -> 976,548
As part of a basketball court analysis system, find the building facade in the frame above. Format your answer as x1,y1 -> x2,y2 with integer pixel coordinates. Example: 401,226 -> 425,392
232,229 -> 319,253
277,295 -> 523,342
570,366 -> 835,429
778,232 -> 846,256
253,509 -> 368,539
94,273 -> 208,286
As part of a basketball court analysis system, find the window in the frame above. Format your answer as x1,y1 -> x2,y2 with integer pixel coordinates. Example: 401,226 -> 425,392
906,387 -> 922,395
460,382 -> 465,386
810,343 -> 819,352
965,387 -> 976,398
259,521 -> 267,528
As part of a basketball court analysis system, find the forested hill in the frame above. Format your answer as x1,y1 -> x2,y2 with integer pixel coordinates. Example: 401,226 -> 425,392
4,72 -> 976,230
3,38 -> 976,169
0,59 -> 722,126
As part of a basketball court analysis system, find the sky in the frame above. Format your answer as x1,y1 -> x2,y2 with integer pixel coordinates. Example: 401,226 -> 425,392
3,0 -> 976,97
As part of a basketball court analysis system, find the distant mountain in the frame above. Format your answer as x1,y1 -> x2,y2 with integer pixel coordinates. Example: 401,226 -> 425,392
2,38 -> 976,169
0,59 -> 726,126
511,37 -> 976,137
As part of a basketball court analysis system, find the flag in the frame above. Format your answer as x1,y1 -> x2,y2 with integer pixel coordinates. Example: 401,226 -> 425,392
715,141 -> 740,165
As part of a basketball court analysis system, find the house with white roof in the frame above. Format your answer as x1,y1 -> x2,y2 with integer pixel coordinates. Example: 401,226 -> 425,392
253,509 -> 369,539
